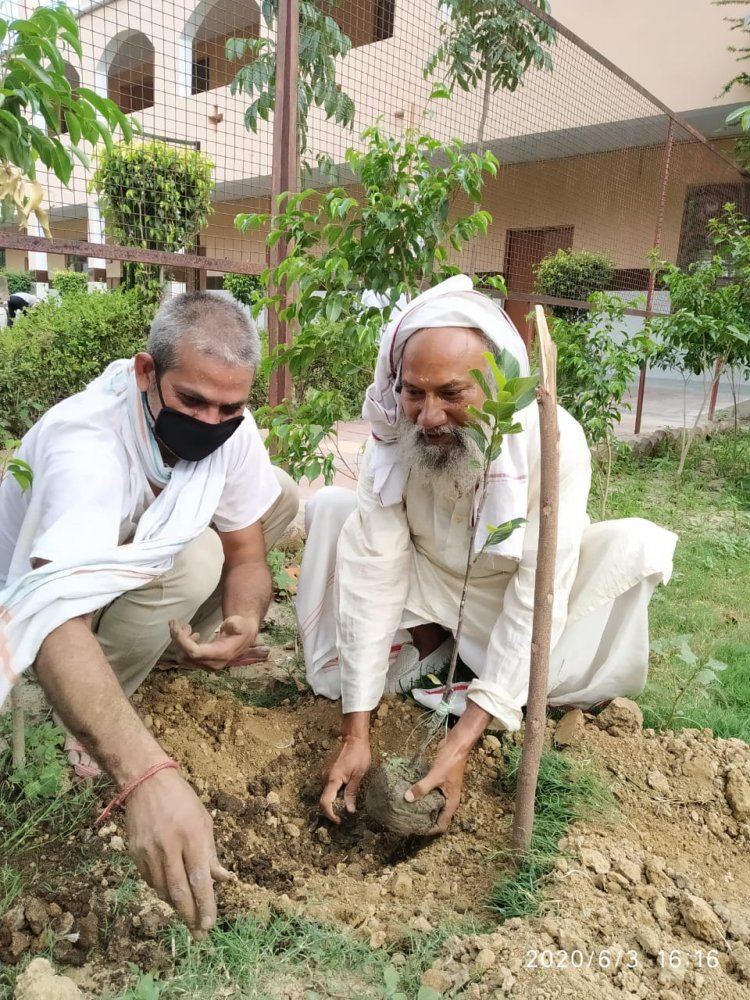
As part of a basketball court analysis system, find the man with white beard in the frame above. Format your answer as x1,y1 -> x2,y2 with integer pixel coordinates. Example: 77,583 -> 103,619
296,275 -> 677,833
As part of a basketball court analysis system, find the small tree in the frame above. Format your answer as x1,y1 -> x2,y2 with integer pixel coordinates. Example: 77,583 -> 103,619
236,123 -> 498,481
228,0 -> 355,158
92,141 -> 214,301
650,205 -> 750,476
534,248 -> 615,321
0,2 -> 131,234
425,0 -> 555,274
549,292 -> 653,513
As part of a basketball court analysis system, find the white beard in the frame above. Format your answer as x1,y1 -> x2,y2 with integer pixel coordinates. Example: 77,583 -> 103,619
394,413 -> 483,496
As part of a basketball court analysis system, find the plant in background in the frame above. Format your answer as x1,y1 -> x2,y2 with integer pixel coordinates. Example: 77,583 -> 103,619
223,272 -> 264,307
649,204 -> 750,477
237,122 -> 498,482
425,0 -> 554,273
92,140 -> 214,302
7,720 -> 65,801
50,269 -> 88,298
648,636 -> 729,730
715,1 -> 750,167
550,292 -> 653,514
0,288 -> 155,436
425,0 -> 554,152
0,2 -> 131,234
534,248 -> 615,320
0,268 -> 33,295
228,0 -> 355,158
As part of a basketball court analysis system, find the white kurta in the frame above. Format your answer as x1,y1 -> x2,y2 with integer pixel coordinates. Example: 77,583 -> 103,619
296,405 -> 678,730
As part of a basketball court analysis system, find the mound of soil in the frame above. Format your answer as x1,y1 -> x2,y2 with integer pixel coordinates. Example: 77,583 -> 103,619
4,668 -> 750,999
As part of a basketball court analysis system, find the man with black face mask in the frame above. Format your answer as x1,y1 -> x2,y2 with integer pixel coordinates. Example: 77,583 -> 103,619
0,291 -> 298,941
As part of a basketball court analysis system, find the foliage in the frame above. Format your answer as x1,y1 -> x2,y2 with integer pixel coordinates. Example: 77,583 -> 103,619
7,720 -> 65,801
265,317 -> 376,412
649,635 -> 729,729
267,548 -> 296,596
247,328 -> 270,411
425,0 -> 554,148
382,964 -> 440,1000
715,2 -> 750,165
223,271 -> 263,307
0,2 -> 131,233
238,122 -> 498,482
0,288 -> 155,436
649,204 -> 750,475
228,0 -> 355,156
92,140 -> 214,300
50,268 -> 88,297
598,433 -> 750,741
534,248 -> 615,320
0,418 -> 33,492
0,267 -> 33,294
489,745 -> 611,918
550,292 -> 652,514
550,293 -> 650,444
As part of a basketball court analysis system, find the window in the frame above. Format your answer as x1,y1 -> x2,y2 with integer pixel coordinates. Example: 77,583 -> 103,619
192,56 -> 210,95
66,255 -> 89,273
375,0 -> 396,42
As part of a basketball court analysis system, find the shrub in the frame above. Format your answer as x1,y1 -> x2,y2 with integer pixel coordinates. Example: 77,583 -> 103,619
50,269 -> 88,298
534,249 -> 615,320
223,272 -> 264,307
0,269 -> 34,295
0,289 -> 156,435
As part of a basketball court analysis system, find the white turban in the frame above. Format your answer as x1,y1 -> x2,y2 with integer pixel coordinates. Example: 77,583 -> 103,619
361,274 -> 532,560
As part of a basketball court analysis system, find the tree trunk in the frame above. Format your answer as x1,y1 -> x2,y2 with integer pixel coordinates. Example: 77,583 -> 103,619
11,681 -> 25,769
511,306 -> 559,857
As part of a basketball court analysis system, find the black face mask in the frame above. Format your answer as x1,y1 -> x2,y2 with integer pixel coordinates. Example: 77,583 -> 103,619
144,372 -> 244,462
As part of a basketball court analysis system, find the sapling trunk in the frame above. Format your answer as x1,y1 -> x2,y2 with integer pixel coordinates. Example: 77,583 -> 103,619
511,306 -> 560,858
11,681 -> 25,769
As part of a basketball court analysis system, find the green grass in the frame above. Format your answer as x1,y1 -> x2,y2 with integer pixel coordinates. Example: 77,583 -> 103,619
0,713 -> 99,860
487,746 -> 612,920
108,909 -> 477,1000
0,862 -> 25,911
592,430 -> 750,741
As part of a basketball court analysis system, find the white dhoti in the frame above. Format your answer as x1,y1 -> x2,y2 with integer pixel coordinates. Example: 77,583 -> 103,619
296,405 -> 677,730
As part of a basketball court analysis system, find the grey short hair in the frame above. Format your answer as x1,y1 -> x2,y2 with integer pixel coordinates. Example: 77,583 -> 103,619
147,291 -> 261,372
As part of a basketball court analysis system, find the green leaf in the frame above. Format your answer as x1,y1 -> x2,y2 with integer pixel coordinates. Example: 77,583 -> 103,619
469,366 -> 492,397
429,82 -> 451,100
483,517 -> 526,549
383,966 -> 400,993
417,988 -> 442,1000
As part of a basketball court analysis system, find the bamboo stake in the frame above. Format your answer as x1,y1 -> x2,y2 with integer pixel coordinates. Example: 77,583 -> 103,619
511,305 -> 559,857
11,680 -> 26,769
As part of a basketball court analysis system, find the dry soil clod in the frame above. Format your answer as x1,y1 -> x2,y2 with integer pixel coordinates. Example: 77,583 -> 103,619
365,756 -> 445,835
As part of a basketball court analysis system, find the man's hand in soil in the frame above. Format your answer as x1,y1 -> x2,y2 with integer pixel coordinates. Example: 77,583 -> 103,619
405,700 -> 493,834
168,615 -> 258,671
125,767 -> 232,939
320,711 -> 371,823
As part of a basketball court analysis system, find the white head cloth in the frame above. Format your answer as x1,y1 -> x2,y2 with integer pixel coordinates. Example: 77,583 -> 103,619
361,274 -> 531,560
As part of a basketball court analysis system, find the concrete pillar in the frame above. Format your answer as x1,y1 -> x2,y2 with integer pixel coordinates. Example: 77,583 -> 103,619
87,201 -> 106,285
26,218 -> 48,297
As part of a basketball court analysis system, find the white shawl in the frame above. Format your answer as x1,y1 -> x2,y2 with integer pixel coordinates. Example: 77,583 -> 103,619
0,360 -> 227,707
361,274 -> 531,559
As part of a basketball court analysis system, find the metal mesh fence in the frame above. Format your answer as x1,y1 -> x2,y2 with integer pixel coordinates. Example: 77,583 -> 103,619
0,0 -> 746,312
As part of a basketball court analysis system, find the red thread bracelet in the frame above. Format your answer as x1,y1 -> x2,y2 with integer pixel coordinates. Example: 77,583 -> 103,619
95,758 -> 180,825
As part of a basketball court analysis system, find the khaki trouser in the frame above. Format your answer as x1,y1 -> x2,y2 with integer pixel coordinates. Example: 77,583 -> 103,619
90,467 -> 298,697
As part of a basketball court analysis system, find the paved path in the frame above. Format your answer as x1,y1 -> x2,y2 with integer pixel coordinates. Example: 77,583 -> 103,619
297,374 -> 750,503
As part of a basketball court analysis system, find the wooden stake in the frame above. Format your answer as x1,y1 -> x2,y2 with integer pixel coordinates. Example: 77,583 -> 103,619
11,680 -> 26,769
511,305 -> 559,857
